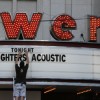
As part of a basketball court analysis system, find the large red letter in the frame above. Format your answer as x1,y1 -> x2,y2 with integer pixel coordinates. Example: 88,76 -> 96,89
1,12 -> 42,39
51,14 -> 76,40
90,16 -> 100,42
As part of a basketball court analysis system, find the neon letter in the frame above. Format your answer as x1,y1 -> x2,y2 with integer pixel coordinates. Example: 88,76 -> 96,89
90,16 -> 100,42
51,14 -> 76,40
1,12 -> 42,39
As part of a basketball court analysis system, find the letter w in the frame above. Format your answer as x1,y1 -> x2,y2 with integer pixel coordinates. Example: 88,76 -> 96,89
1,12 -> 42,39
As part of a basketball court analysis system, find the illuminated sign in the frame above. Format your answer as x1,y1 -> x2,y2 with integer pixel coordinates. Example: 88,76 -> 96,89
1,12 -> 42,39
90,16 -> 100,41
50,14 -> 76,40
1,12 -> 100,42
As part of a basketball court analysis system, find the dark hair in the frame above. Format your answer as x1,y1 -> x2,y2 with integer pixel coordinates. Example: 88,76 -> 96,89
20,60 -> 24,68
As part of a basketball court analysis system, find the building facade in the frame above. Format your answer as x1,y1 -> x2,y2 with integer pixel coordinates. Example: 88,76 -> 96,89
0,0 -> 100,100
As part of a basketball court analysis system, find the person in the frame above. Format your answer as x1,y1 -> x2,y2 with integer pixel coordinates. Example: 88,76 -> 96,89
13,50 -> 29,100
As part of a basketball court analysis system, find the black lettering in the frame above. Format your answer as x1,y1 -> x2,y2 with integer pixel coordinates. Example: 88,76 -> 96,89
6,54 -> 9,61
31,48 -> 34,52
1,54 -> 5,61
62,55 -> 66,62
55,54 -> 59,62
32,54 -> 36,61
14,48 -> 18,52
10,54 -> 14,61
14,54 -> 18,61
28,48 -> 34,53
51,54 -> 55,62
37,54 -> 41,61
46,54 -> 50,61
42,54 -> 46,61
11,48 -> 14,52
31,53 -> 66,63
11,48 -> 34,53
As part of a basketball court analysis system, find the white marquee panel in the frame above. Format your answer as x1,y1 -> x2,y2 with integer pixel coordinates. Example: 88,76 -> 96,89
0,45 -> 99,80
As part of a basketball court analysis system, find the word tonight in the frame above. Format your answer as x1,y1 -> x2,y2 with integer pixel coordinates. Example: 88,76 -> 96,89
11,48 -> 34,53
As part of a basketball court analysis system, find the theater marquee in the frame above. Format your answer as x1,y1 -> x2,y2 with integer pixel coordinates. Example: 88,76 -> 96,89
0,45 -> 100,80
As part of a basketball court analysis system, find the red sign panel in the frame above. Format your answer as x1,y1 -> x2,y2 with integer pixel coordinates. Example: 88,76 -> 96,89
1,12 -> 100,42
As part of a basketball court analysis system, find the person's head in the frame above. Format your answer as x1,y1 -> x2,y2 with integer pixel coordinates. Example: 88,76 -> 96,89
20,60 -> 25,68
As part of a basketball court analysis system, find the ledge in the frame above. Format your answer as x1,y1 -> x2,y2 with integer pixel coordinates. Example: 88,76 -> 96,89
0,78 -> 100,84
0,40 -> 100,48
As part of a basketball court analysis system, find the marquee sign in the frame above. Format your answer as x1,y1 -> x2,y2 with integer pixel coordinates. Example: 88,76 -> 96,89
0,45 -> 100,80
1,12 -> 100,41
